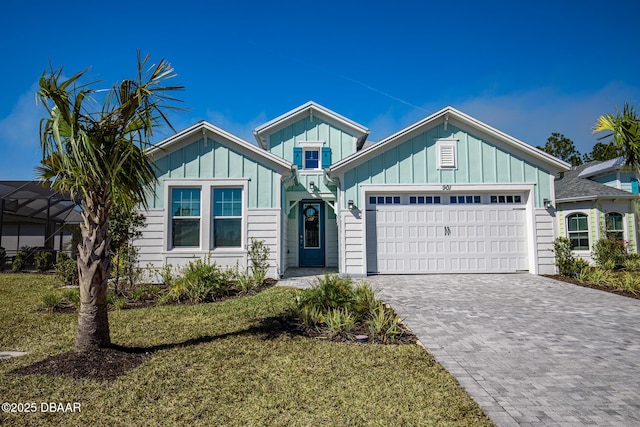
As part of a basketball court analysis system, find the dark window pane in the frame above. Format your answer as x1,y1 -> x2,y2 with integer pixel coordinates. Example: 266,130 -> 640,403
385,197 -> 392,204
304,150 -> 319,168
507,195 -> 514,203
458,196 -> 465,203
434,196 -> 441,204
450,196 -> 457,204
419,196 -> 426,204
514,195 -> 522,203
370,196 -> 377,204
424,196 -> 430,204
214,218 -> 241,247
172,219 -> 200,247
491,196 -> 497,203
393,196 -> 400,204
409,196 -> 416,204
474,196 -> 481,204
498,196 -> 506,203
377,196 -> 384,204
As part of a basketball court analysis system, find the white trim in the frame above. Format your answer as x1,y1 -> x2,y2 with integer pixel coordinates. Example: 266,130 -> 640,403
330,106 -> 571,174
253,101 -> 369,149
149,121 -> 292,172
436,139 -> 458,169
299,141 -> 325,149
164,179 -> 249,253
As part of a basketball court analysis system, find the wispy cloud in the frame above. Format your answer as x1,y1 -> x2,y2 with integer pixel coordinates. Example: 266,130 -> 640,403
205,110 -> 268,143
0,82 -> 45,179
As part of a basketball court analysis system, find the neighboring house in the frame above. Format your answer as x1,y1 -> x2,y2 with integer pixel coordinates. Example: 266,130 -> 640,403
135,102 -> 572,278
555,158 -> 639,263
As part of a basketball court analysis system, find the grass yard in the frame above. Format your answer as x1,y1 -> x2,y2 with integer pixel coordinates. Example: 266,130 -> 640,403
0,274 -> 492,427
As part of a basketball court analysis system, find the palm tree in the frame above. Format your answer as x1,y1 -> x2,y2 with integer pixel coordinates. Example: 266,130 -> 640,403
593,103 -> 640,170
37,52 -> 183,352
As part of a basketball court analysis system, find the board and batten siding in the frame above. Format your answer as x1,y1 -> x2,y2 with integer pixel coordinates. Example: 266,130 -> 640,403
268,117 -> 358,164
342,123 -> 553,210
148,137 -> 281,210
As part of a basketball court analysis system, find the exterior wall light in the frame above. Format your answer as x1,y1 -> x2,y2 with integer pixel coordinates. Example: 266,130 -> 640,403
543,198 -> 553,209
309,181 -> 315,191
348,200 -> 354,210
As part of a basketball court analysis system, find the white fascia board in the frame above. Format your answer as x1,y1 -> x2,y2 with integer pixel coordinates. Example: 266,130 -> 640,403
330,106 -> 572,174
148,121 -> 292,172
359,182 -> 537,193
557,195 -> 637,203
253,101 -> 369,149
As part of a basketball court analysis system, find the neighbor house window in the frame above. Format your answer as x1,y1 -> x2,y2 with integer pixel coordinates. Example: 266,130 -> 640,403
567,213 -> 589,250
171,188 -> 201,247
605,212 -> 624,240
213,188 -> 242,247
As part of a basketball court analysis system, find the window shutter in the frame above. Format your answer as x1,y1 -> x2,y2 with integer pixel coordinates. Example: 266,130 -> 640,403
293,147 -> 302,168
321,147 -> 331,168
632,178 -> 639,194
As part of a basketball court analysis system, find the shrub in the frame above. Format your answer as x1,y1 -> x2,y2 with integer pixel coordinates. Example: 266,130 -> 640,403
248,238 -> 270,285
367,302 -> 403,344
592,237 -> 628,269
623,255 -> 640,271
12,248 -> 28,272
160,264 -> 178,287
353,282 -> 380,318
324,308 -> 355,338
42,293 -> 63,311
169,255 -> 233,303
0,247 -> 6,271
553,237 -> 577,276
234,264 -> 259,294
34,251 -> 54,272
62,289 -> 80,308
619,272 -> 640,294
55,252 -> 78,286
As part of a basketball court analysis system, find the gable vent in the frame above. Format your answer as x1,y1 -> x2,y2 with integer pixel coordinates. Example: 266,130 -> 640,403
436,139 -> 458,169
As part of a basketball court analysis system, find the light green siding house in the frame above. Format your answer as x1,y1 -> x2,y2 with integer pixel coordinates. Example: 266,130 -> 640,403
135,102 -> 571,278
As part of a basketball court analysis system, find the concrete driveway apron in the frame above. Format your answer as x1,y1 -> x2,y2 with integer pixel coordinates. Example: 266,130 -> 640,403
366,274 -> 640,427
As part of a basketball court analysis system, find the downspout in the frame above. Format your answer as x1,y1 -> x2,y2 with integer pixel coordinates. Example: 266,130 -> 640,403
324,169 -> 341,273
280,166 -> 299,277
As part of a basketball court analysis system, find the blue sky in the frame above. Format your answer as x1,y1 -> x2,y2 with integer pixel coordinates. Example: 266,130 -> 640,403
1,0 -> 639,179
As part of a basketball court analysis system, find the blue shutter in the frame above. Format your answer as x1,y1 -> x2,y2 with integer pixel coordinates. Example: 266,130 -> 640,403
293,147 -> 302,169
321,147 -> 331,168
632,178 -> 639,194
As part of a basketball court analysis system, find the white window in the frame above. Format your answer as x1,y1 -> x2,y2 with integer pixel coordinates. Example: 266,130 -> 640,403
567,213 -> 589,250
212,188 -> 243,247
436,139 -> 458,169
171,188 -> 201,247
299,142 -> 324,170
605,212 -> 624,241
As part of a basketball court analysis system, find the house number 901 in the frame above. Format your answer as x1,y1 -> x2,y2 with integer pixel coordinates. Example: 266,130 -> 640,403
442,185 -> 451,191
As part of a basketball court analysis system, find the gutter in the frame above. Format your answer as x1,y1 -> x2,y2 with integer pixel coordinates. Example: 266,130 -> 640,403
556,194 -> 638,203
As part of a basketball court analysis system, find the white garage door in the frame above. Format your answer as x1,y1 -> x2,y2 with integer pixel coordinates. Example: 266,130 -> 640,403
366,193 -> 529,274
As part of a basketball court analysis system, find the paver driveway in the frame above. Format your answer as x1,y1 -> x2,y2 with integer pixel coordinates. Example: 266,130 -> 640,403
365,274 -> 640,427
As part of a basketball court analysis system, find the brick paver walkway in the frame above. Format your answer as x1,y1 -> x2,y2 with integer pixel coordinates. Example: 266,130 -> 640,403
364,274 -> 640,426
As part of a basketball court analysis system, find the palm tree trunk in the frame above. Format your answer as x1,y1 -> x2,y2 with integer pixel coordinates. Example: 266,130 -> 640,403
74,199 -> 112,352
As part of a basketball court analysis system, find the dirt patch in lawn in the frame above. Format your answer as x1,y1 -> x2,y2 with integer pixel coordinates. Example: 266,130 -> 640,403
12,346 -> 149,381
545,274 -> 640,300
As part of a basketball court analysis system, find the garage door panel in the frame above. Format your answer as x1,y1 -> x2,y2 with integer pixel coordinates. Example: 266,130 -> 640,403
368,200 -> 529,274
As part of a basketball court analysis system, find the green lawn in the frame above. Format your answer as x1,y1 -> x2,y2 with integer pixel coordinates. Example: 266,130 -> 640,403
0,274 -> 492,426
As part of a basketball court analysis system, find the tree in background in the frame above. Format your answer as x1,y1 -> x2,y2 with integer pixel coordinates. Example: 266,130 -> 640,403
593,103 -> 640,170
37,52 -> 183,352
108,207 -> 146,295
582,141 -> 624,163
537,132 -> 583,166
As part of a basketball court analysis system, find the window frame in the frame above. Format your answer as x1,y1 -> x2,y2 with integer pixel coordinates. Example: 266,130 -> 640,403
170,187 -> 202,248
299,141 -> 324,171
165,179 -> 248,252
212,187 -> 243,249
566,213 -> 590,251
605,212 -> 625,241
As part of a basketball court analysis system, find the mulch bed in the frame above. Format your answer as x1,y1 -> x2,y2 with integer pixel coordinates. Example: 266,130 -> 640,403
544,274 -> 640,300
12,346 -> 149,381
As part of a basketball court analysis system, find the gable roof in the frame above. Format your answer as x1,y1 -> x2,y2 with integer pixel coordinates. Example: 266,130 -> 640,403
148,121 -> 293,172
329,106 -> 572,174
555,161 -> 637,202
253,101 -> 369,150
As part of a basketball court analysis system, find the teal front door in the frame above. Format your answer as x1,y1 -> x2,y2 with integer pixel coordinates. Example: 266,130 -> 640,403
299,202 -> 325,266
